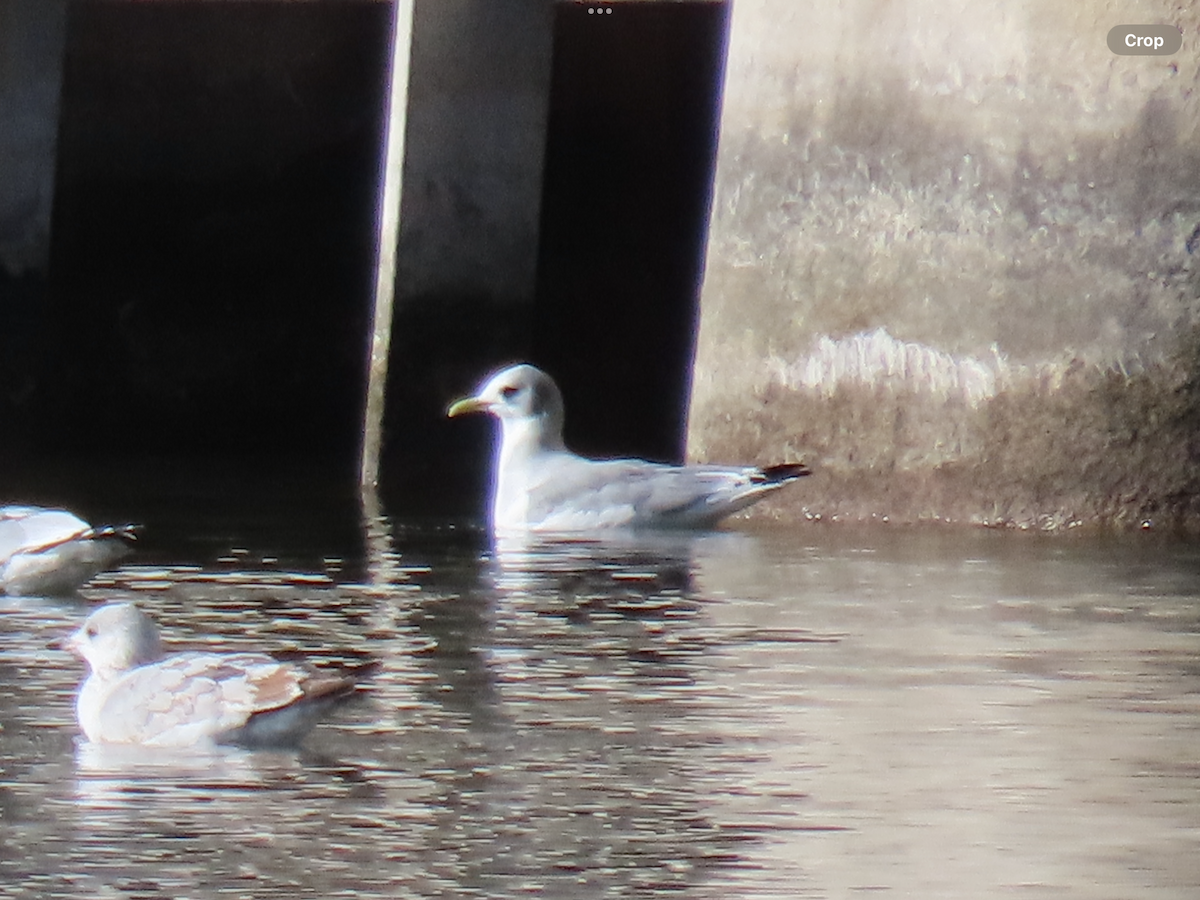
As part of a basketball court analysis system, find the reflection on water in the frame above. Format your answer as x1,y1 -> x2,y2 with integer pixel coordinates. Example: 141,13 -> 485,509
1,513 -> 1198,898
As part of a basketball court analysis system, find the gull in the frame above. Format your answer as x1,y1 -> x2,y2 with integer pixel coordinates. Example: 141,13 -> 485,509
0,506 -> 139,596
448,363 -> 810,533
65,602 -> 363,748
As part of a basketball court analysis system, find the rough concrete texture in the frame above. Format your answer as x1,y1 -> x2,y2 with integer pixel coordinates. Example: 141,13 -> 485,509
689,0 -> 1200,530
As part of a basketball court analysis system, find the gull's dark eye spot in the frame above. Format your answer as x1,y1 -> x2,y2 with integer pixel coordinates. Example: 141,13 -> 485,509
85,626 -> 98,639
500,385 -> 519,400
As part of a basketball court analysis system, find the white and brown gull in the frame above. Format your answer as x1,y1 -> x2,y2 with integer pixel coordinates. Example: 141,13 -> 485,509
448,363 -> 810,534
0,506 -> 139,596
65,602 -> 365,748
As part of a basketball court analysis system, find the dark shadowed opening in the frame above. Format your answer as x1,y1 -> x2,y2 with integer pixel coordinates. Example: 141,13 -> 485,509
1,0 -> 730,524
531,0 -> 729,465
40,0 -> 388,467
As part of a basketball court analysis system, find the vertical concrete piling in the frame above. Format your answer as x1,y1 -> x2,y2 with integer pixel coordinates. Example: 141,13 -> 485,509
689,0 -> 1200,529
0,0 -> 66,278
361,0 -> 416,494
0,0 -> 68,449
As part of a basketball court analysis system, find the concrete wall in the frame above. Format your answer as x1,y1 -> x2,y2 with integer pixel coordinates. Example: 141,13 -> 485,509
0,0 -> 66,448
399,0 -> 553,308
0,0 -> 66,276
690,0 -> 1200,529
376,0 -> 554,512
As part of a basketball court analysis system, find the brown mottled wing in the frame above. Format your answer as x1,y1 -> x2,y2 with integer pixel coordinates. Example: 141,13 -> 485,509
96,652 -> 308,747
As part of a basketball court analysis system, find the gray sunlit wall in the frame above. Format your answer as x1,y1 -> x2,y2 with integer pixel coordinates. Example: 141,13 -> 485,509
689,0 -> 1200,529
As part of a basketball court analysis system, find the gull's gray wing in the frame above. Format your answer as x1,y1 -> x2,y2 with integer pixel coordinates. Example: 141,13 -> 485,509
1,507 -> 139,594
527,456 -> 809,530
0,508 -> 89,564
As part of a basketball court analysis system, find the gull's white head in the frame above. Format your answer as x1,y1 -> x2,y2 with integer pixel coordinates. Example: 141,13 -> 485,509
448,364 -> 566,451
66,602 -> 164,678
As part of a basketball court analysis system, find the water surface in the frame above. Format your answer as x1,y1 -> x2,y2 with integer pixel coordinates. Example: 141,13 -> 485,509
2,515 -> 1198,898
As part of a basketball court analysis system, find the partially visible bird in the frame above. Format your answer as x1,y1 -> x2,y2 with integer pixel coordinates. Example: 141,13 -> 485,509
0,506 -> 139,596
448,363 -> 810,533
65,602 -> 365,748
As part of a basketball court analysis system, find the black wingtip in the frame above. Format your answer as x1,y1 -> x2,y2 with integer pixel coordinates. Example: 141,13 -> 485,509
759,463 -> 812,483
93,523 -> 143,543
